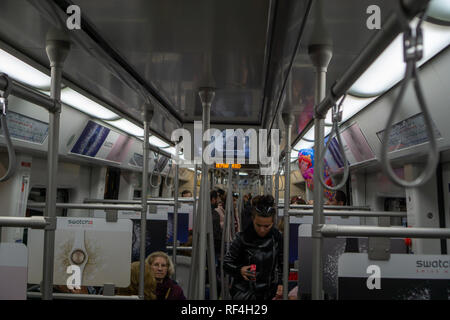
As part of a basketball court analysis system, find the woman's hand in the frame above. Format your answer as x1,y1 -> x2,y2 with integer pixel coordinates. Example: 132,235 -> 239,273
240,265 -> 255,281
275,285 -> 283,298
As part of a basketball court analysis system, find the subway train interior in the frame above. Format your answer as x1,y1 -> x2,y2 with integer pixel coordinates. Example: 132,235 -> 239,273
0,0 -> 449,301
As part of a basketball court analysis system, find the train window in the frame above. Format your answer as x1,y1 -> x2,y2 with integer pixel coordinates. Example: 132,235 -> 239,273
23,188 -> 69,245
104,167 -> 121,199
384,197 -> 407,226
133,189 -> 142,199
26,188 -> 69,217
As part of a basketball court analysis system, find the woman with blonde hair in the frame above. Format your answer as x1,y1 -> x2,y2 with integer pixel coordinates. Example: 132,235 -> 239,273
117,251 -> 186,300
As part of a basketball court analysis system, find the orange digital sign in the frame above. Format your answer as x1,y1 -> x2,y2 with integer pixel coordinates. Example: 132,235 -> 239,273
215,163 -> 242,169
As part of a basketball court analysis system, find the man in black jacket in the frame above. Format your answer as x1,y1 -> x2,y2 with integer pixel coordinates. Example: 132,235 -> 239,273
210,190 -> 222,256
223,195 -> 283,300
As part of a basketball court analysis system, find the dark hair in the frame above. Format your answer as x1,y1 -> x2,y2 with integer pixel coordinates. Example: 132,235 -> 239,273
335,190 -> 347,205
181,190 -> 192,196
251,195 -> 276,219
210,190 -> 218,200
216,188 -> 225,197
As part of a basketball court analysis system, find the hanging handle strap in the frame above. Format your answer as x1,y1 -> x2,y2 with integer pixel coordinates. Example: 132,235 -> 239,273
318,95 -> 350,191
0,73 -> 16,182
149,152 -> 162,188
380,15 -> 438,188
164,159 -> 175,189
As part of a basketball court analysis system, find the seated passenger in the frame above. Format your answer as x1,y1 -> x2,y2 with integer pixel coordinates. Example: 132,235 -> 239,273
326,190 -> 346,206
117,251 -> 186,300
223,195 -> 283,300
181,190 -> 192,198
327,190 -> 359,253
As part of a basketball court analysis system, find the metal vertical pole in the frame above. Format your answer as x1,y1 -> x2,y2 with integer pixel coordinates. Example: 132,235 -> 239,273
308,0 -> 333,300
42,29 -> 70,300
263,175 -> 268,195
172,163 -> 179,278
309,46 -> 332,301
198,87 -> 215,299
188,165 -> 199,298
189,168 -> 202,299
139,106 -> 152,299
238,178 -> 244,232
220,165 -> 233,299
206,170 -> 218,300
312,109 -> 325,300
193,165 -> 198,224
231,171 -> 237,239
282,113 -> 294,300
268,174 -> 273,197
274,166 -> 280,227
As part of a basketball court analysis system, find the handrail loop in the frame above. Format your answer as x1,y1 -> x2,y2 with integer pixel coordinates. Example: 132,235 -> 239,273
0,73 -> 17,182
318,94 -> 350,191
278,160 -> 285,192
380,12 -> 438,188
149,151 -> 162,189
164,159 -> 175,189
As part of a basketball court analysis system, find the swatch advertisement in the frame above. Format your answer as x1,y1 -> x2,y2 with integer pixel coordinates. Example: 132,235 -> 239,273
27,217 -> 132,287
93,210 -> 169,262
70,120 -> 135,164
0,243 -> 28,300
338,253 -> 450,300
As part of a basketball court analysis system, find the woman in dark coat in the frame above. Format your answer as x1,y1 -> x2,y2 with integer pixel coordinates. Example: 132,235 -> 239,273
117,251 -> 185,300
223,195 -> 283,300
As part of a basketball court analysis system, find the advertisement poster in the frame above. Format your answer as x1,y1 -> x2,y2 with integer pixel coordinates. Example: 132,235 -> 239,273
70,120 -> 134,164
167,212 -> 189,244
324,123 -> 375,174
338,253 -> 450,300
1,111 -> 49,144
93,210 -> 168,262
27,217 -> 132,287
0,243 -> 28,300
128,153 -> 143,168
376,112 -> 441,152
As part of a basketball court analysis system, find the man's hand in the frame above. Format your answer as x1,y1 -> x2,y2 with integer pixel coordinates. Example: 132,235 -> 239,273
240,265 -> 256,281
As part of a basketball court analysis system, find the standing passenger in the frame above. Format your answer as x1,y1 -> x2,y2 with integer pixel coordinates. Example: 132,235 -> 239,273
223,195 -> 283,300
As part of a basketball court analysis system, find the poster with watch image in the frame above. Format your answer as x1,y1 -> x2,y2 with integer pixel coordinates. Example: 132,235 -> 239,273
27,217 -> 132,287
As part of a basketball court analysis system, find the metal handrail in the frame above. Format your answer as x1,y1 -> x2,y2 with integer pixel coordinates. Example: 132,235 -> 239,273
167,246 -> 192,251
27,202 -> 143,211
317,95 -> 350,191
301,136 -> 314,143
289,209 -> 406,218
278,204 -> 371,210
0,216 -> 49,229
320,224 -> 450,239
27,292 -> 140,300
0,73 -> 17,182
85,198 -> 196,204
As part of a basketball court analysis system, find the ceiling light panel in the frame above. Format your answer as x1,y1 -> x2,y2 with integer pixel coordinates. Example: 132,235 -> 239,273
61,88 -> 119,120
